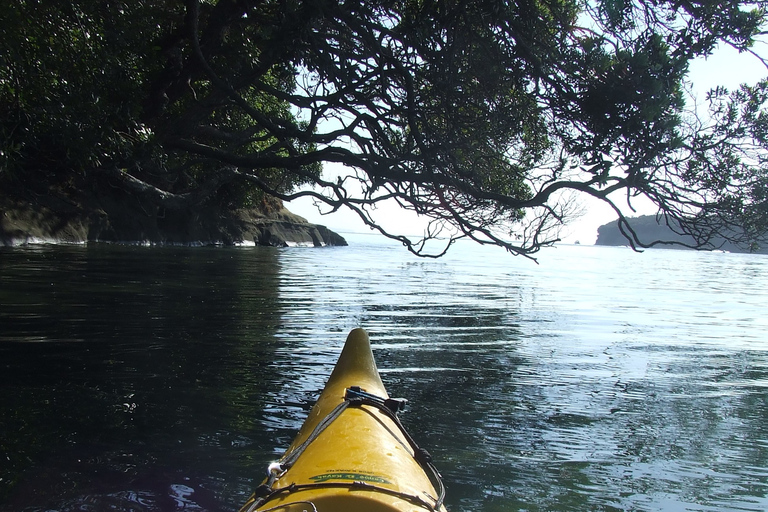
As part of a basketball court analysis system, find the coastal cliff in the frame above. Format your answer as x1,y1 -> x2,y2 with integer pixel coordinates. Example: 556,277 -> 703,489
0,195 -> 346,248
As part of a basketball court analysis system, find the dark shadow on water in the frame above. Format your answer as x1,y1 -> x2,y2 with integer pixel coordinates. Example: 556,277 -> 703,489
1,245 -> 288,510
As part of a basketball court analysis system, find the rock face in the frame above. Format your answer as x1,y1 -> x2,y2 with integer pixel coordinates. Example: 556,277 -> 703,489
0,198 -> 346,248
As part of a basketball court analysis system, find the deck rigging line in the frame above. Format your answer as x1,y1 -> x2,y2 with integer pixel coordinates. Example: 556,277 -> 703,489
244,387 -> 446,512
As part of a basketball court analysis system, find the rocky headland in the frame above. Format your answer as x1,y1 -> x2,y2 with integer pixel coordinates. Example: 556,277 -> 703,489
595,215 -> 767,254
0,195 -> 346,248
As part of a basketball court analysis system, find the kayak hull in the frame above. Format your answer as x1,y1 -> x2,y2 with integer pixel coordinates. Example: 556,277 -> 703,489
240,328 -> 446,512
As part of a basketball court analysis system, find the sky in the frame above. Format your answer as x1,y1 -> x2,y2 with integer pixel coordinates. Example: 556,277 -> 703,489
287,42 -> 767,245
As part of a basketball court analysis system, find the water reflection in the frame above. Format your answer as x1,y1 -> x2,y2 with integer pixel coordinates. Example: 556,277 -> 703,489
1,245 -> 287,511
1,240 -> 767,511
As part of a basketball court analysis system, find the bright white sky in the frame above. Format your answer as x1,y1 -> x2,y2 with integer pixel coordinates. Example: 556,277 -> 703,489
288,43 -> 767,245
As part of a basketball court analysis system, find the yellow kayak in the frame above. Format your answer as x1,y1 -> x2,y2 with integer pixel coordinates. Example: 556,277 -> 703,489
240,328 -> 447,512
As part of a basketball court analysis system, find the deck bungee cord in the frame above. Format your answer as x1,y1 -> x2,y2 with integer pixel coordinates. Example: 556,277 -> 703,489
243,387 -> 446,512
239,329 -> 448,512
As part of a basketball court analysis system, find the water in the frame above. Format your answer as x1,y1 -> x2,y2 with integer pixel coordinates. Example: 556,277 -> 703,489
1,235 -> 767,511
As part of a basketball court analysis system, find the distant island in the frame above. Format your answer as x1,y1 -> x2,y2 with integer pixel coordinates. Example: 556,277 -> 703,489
595,215 -> 768,254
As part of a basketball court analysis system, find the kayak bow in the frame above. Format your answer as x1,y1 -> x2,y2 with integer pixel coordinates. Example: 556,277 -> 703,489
240,328 -> 447,512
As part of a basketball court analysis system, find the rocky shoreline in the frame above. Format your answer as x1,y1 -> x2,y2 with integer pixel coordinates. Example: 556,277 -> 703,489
0,198 -> 346,248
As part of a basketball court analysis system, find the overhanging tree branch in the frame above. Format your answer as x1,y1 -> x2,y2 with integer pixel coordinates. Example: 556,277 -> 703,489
4,0 -> 768,256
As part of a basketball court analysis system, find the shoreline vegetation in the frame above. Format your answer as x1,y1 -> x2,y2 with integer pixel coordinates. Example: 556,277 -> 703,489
2,3 -> 766,257
0,196 -> 346,248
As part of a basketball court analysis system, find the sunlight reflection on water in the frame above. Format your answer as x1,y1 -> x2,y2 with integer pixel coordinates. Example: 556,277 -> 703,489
1,239 -> 767,511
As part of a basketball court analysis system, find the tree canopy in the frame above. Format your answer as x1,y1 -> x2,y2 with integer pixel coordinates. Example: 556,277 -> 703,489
2,0 -> 767,256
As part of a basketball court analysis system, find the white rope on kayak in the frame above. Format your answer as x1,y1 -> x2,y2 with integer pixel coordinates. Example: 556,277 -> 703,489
248,387 -> 446,511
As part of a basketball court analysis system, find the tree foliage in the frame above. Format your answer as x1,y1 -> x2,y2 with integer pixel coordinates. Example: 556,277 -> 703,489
2,0 -> 767,256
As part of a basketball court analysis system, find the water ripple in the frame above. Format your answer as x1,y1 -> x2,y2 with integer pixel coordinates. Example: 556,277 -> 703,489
2,241 -> 767,511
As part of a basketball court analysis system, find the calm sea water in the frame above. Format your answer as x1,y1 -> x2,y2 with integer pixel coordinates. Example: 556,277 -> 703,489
1,235 -> 767,512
